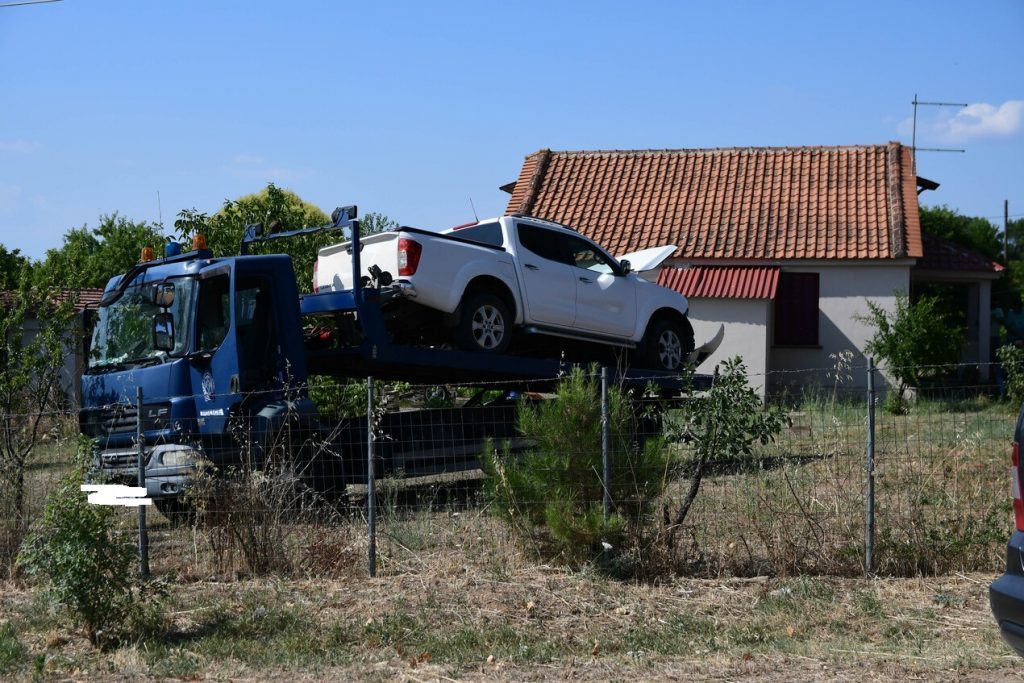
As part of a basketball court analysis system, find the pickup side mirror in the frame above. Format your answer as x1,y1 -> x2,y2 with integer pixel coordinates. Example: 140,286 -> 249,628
619,259 -> 632,275
153,312 -> 175,352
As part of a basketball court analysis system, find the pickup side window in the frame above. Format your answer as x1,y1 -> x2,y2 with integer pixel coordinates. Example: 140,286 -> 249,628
517,224 -> 570,263
455,222 -> 503,247
564,234 -> 620,275
197,274 -> 230,352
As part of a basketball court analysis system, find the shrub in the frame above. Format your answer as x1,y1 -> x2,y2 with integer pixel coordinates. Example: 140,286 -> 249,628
858,293 -> 965,397
484,366 -> 669,567
660,358 -> 788,556
17,469 -> 141,649
998,344 -> 1024,405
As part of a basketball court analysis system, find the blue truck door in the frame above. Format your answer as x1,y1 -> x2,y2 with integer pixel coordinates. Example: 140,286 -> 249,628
233,265 -> 280,392
190,264 -> 242,436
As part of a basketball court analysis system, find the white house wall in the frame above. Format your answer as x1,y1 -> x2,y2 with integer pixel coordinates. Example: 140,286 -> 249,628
689,298 -> 770,399
770,264 -> 910,395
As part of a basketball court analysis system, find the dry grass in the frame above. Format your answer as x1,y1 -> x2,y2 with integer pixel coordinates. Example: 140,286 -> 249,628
0,513 -> 1020,681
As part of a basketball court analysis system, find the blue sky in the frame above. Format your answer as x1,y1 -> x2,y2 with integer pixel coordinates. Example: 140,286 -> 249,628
1,0 -> 1021,260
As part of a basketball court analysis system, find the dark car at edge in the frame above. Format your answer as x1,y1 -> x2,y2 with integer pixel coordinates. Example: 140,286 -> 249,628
990,403 -> 1024,656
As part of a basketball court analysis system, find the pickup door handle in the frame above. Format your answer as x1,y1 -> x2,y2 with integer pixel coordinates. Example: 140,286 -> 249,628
523,264 -> 539,271
578,277 -> 593,284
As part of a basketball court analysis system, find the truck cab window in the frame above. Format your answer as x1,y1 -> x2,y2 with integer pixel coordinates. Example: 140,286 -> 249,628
197,274 -> 230,351
236,275 -> 275,389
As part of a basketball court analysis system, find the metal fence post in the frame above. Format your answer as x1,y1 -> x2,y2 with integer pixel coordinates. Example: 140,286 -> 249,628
367,377 -> 377,578
135,387 -> 150,578
601,367 -> 610,523
865,358 -> 876,575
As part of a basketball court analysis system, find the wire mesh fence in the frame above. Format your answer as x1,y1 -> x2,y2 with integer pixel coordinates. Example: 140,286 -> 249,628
2,361 -> 1017,580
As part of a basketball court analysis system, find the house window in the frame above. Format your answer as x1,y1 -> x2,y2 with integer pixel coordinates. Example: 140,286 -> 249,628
774,272 -> 819,346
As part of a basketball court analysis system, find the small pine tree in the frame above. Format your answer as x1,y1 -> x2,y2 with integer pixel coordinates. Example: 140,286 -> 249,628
484,367 -> 669,566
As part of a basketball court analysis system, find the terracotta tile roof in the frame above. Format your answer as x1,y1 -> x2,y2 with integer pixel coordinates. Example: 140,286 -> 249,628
0,288 -> 104,313
658,266 -> 779,299
916,234 -> 1005,273
505,143 -> 923,261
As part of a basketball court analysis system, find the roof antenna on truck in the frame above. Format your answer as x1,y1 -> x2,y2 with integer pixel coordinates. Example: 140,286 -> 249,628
469,196 -> 479,222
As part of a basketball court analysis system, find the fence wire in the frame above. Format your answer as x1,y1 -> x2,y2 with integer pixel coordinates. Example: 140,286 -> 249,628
4,362 -> 1017,579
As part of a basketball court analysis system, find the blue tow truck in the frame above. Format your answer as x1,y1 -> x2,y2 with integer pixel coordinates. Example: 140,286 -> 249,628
80,206 -> 709,516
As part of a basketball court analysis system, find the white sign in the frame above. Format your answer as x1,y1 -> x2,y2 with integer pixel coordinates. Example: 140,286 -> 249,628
81,484 -> 153,507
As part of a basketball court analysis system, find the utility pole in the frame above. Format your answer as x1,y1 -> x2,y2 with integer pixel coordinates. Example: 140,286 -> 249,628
1006,200 -> 1011,264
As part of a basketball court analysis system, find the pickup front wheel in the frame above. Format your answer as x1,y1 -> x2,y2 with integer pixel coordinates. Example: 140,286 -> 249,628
456,293 -> 512,354
641,317 -> 695,372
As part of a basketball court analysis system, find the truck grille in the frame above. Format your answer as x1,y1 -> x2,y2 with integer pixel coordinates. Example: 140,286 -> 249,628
100,448 -> 145,469
80,404 -> 138,438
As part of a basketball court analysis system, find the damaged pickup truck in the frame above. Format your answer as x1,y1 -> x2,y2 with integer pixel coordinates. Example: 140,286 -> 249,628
313,214 -> 693,372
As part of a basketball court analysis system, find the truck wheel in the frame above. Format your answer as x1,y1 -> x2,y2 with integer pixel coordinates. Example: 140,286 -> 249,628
642,317 -> 695,372
456,293 -> 512,354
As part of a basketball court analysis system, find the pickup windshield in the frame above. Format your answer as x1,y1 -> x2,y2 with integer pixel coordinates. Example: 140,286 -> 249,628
88,278 -> 196,370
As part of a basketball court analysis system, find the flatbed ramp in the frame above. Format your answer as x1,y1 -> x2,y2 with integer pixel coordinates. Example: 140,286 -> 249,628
300,289 -> 709,390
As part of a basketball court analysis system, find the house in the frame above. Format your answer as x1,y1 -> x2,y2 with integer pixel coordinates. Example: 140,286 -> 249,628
0,288 -> 103,409
502,142 -> 1003,396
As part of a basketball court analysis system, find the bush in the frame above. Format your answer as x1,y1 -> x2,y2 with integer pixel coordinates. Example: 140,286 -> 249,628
484,366 -> 669,567
17,469 -> 142,648
998,344 -> 1024,405
858,293 -> 964,397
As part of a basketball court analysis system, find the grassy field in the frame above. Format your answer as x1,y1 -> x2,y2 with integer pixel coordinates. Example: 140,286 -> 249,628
2,396 -> 1020,679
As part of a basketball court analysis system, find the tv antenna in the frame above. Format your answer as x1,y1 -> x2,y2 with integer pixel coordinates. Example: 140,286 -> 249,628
911,94 -> 968,163
0,0 -> 63,7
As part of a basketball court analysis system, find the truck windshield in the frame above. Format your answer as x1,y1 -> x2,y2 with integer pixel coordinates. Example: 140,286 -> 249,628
88,278 -> 196,370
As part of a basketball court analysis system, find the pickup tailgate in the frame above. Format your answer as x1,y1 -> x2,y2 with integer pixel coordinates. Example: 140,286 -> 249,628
316,231 -> 399,292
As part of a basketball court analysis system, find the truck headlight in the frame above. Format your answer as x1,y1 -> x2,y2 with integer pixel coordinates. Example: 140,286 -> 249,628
158,448 -> 200,467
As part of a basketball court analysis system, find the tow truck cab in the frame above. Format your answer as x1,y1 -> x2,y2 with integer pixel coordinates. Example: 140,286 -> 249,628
79,246 -> 318,501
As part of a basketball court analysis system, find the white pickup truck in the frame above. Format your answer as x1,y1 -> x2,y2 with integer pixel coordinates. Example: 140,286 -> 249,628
314,215 -> 693,371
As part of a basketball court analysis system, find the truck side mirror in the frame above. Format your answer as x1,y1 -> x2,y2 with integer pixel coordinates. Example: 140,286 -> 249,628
619,259 -> 632,275
151,282 -> 175,308
153,312 -> 175,352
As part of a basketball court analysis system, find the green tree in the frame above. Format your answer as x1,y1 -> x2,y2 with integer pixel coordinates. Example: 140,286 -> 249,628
919,204 -> 1002,261
359,211 -> 400,236
174,183 -> 330,293
1002,216 -> 1024,301
174,185 -> 400,294
34,214 -> 166,290
0,266 -> 77,571
0,245 -> 32,291
858,292 -> 965,399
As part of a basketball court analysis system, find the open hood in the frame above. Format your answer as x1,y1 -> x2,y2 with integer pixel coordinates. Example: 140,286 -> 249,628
617,245 -> 677,280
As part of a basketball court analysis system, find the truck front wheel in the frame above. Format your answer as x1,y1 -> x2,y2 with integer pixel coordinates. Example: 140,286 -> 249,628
456,293 -> 512,354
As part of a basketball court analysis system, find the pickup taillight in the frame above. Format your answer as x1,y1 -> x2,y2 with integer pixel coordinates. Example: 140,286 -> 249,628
1013,442 -> 1024,532
313,259 -> 319,293
398,238 -> 422,276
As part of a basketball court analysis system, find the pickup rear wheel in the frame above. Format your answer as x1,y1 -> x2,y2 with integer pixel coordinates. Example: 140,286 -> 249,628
642,317 -> 695,372
456,293 -> 512,354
